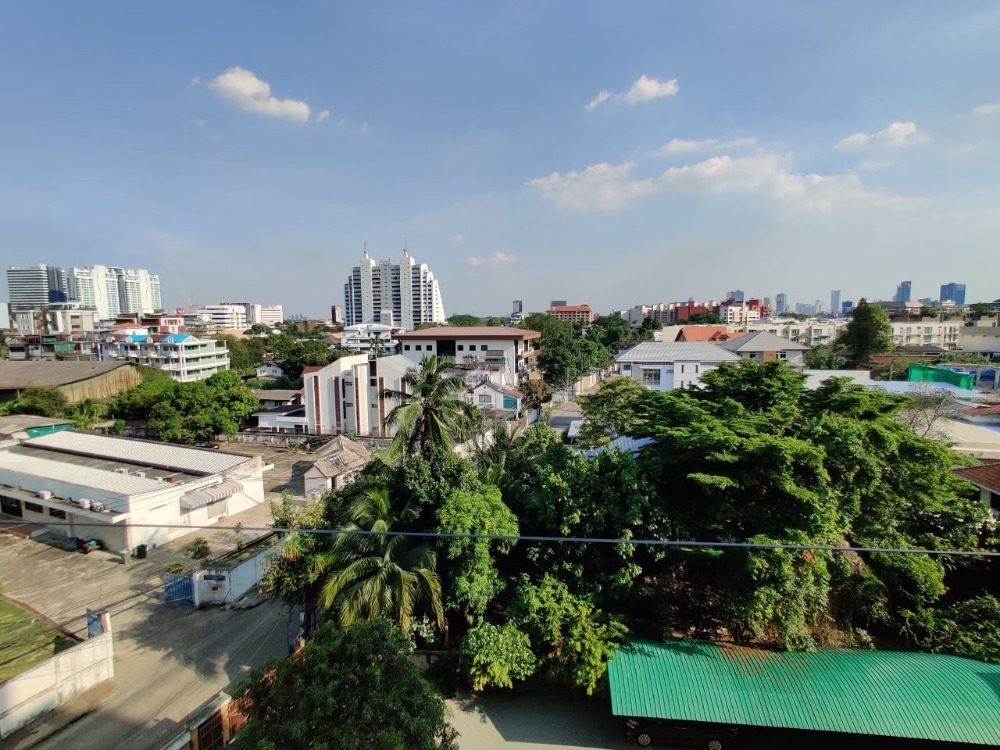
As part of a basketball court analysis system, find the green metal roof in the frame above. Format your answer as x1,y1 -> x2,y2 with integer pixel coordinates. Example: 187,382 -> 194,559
608,640 -> 1000,746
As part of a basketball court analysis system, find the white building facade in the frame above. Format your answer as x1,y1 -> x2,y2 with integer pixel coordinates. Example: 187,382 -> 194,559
344,247 -> 445,329
889,320 -> 962,350
394,326 -> 542,385
0,432 -> 265,552
743,319 -> 845,348
616,342 -> 741,392
198,304 -> 249,331
303,354 -> 414,437
66,265 -> 122,319
13,304 -> 100,336
341,323 -> 399,353
100,333 -> 230,382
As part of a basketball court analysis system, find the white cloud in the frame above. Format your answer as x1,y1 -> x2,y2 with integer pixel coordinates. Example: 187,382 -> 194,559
191,76 -> 201,86
623,75 -> 679,104
466,251 -> 516,268
528,151 -> 911,213
585,90 -> 613,111
585,75 -> 678,110
654,137 -> 757,155
358,122 -> 369,135
859,159 -> 893,171
449,234 -> 464,244
973,103 -> 1000,116
315,109 -> 330,123
207,67 -> 311,123
338,118 -> 347,125
836,121 -> 930,151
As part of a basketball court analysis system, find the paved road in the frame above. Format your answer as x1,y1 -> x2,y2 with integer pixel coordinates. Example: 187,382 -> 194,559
0,511 -> 290,750
448,691 -> 634,750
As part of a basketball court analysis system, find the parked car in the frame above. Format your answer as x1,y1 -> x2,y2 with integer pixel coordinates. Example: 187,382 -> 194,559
192,441 -> 220,449
624,718 -> 741,749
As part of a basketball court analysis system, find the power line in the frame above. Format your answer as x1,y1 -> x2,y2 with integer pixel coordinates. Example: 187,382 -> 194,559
13,519 -> 1000,558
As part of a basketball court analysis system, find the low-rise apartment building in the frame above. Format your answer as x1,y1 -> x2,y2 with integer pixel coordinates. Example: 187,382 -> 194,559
0,431 -> 265,552
744,319 -> 845,348
12,303 -> 100,336
303,354 -> 413,437
100,333 -> 230,382
616,342 -> 740,392
341,323 -> 399,354
889,320 -> 962,350
959,318 -> 1000,359
546,304 -> 597,324
394,326 -> 541,384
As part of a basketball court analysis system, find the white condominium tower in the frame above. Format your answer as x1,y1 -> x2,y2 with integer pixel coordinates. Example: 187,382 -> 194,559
66,265 -> 162,318
344,246 -> 446,330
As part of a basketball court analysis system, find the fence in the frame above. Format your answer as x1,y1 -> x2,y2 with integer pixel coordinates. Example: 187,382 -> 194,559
0,612 -> 114,739
162,691 -> 246,750
195,534 -> 280,607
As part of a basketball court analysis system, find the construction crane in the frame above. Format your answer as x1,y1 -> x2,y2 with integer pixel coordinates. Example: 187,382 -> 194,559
163,258 -> 197,314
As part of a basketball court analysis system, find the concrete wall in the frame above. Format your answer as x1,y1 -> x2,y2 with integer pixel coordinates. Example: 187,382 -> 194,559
0,625 -> 114,738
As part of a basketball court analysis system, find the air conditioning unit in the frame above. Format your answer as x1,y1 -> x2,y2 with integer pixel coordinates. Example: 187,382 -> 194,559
133,471 -> 146,479
91,502 -> 106,513
114,468 -> 128,475
74,498 -> 92,511
38,490 -> 53,500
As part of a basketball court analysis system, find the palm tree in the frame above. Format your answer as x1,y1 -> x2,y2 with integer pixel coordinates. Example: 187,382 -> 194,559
473,422 -> 526,485
315,489 -> 444,632
380,355 -> 476,458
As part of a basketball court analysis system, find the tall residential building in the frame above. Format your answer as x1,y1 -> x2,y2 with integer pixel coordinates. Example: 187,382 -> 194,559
66,265 -> 122,319
546,304 -> 597,324
725,290 -> 746,303
0,302 -> 10,331
775,293 -> 788,315
330,304 -> 344,327
830,290 -> 841,318
893,280 -> 912,303
513,300 -> 523,315
940,282 -> 967,306
6,264 -> 68,309
343,246 -> 446,330
66,265 -> 161,316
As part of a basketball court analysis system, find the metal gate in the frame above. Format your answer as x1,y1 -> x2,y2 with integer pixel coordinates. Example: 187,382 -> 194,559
164,574 -> 194,604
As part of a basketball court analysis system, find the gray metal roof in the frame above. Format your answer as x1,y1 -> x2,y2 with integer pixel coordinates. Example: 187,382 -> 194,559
23,432 -> 252,475
718,330 -> 810,353
252,389 -> 300,401
0,450 -> 168,495
0,361 -> 132,389
616,342 -> 741,364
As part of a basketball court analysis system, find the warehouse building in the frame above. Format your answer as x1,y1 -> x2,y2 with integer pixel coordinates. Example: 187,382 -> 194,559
0,360 -> 142,403
0,432 -> 264,554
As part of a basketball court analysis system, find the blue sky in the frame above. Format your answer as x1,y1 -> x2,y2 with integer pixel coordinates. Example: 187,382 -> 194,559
1,1 -> 998,317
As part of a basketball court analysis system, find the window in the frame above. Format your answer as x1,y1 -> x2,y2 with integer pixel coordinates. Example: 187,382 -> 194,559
370,378 -> 377,386
481,345 -> 489,351
479,394 -> 492,403
778,352 -> 787,359
680,364 -> 685,374
414,344 -> 421,351
371,403 -> 378,408
49,508 -> 67,519
641,369 -> 661,386
404,345 -> 411,351
25,501 -> 43,513
458,345 -> 464,351
1,496 -> 22,517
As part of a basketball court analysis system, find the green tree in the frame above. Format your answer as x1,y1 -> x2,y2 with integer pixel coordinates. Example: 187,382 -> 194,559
214,334 -> 261,371
519,313 -> 573,346
920,306 -> 940,318
685,312 -> 722,324
519,379 -> 551,411
803,345 -> 847,370
381,356 -> 477,458
460,622 -> 536,691
9,387 -> 68,418
230,619 -> 458,750
68,398 -> 104,430
436,486 -> 518,618
838,298 -> 893,367
577,376 -> 650,447
588,314 -> 632,353
316,488 -> 445,633
447,314 -> 484,327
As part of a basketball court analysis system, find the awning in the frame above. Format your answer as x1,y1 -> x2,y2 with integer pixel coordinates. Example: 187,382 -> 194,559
180,480 -> 242,511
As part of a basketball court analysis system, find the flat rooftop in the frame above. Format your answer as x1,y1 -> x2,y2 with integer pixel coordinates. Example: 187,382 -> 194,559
22,432 -> 253,475
0,360 -> 132,389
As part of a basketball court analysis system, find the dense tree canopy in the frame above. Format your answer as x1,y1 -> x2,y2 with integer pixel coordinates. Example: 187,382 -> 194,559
231,619 -> 458,750
839,298 -> 893,367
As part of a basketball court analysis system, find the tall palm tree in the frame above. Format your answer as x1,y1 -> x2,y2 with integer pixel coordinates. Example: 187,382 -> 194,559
380,355 -> 476,458
315,489 -> 444,632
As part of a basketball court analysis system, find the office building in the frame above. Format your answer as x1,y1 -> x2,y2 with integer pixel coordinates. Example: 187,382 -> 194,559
215,302 -> 283,329
830,290 -> 841,318
841,300 -> 854,316
198,304 -> 249,331
775,293 -> 788,315
6,265 -> 68,309
513,300 -> 523,315
725,290 -> 745,303
0,303 -> 9,331
545,304 -> 597,324
940,283 -> 967,306
893,280 -> 912,303
343,246 -> 446,330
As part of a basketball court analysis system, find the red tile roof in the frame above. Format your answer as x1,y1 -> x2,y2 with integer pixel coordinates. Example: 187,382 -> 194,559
547,305 -> 592,312
676,326 -> 749,343
953,464 -> 1000,494
301,365 -> 325,375
961,404 -> 1000,417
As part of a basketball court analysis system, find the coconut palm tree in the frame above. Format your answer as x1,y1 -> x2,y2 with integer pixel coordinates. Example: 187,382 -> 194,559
380,355 -> 477,458
315,488 -> 444,633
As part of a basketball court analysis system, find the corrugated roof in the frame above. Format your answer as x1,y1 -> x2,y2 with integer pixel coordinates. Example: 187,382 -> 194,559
252,389 -> 300,402
396,326 -> 541,340
718,330 -> 810,352
23,432 -> 251,475
583,436 -> 654,459
962,404 -> 1000,417
616,342 -> 742,364
0,361 -> 132,389
608,640 -> 1000,746
953,464 -> 1000,494
0,450 -> 167,495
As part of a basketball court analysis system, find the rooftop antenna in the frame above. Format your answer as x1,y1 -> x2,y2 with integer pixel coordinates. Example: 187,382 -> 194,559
403,239 -> 409,256
363,241 -> 369,258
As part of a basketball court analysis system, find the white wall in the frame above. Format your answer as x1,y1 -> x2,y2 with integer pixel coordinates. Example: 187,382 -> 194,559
195,539 -> 277,606
0,629 -> 114,738
626,360 -> 715,391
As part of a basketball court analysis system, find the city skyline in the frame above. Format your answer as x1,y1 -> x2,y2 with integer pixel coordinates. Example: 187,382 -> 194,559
0,3 -> 998,317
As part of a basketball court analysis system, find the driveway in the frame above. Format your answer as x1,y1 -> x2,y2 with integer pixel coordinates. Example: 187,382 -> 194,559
448,691 -> 633,750
0,504 -> 292,750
